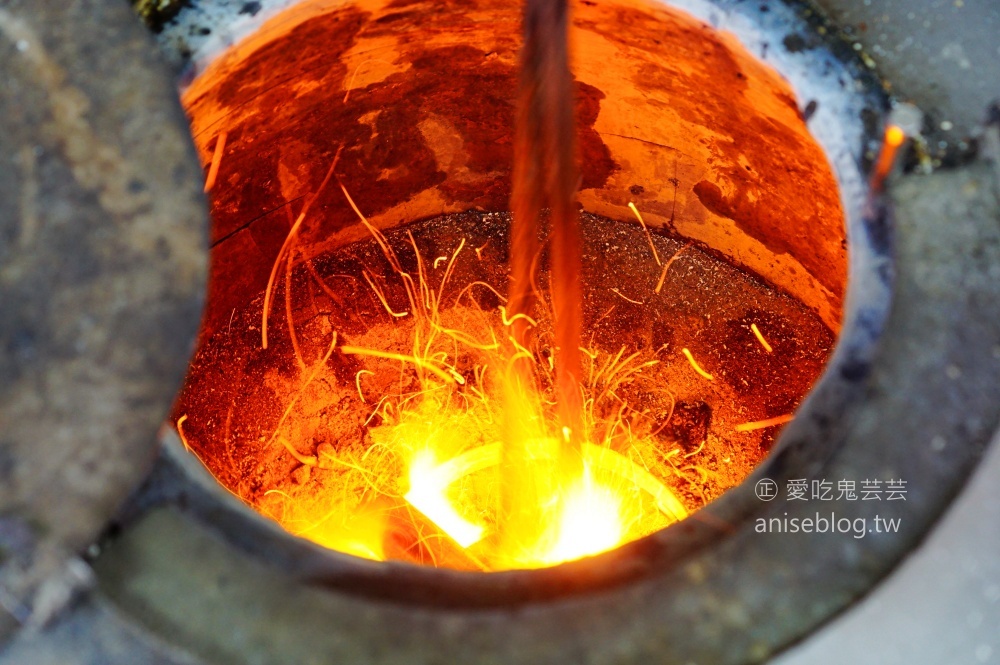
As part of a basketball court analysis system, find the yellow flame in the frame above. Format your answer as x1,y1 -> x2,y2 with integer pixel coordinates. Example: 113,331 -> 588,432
537,464 -> 623,565
256,187 -> 692,569
885,124 -> 905,148
404,449 -> 486,548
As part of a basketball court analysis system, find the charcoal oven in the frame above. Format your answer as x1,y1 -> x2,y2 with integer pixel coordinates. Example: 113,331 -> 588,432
1,0 -> 998,663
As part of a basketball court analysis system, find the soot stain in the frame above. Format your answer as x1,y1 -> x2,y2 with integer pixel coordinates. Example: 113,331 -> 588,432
661,401 -> 712,453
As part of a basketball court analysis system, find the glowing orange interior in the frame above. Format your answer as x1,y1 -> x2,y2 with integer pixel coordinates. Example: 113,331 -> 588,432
174,0 -> 847,570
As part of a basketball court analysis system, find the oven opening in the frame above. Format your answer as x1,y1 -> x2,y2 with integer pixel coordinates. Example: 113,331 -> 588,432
168,0 -> 870,572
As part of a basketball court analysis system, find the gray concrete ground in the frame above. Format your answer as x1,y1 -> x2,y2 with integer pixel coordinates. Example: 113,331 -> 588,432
815,0 -> 999,143
774,429 -> 1000,664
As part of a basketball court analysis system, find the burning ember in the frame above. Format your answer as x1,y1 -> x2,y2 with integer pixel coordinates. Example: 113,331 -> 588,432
173,0 -> 843,571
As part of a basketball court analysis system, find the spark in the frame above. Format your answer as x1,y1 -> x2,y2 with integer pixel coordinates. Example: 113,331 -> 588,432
453,280 -> 506,309
362,270 -> 409,318
339,345 -> 460,385
474,240 -> 489,260
628,201 -> 661,266
498,305 -> 537,329
176,414 -> 191,452
611,288 -> 643,305
655,242 -> 692,294
434,238 -> 466,310
682,438 -> 705,459
751,323 -> 773,353
735,414 -> 794,432
433,324 -> 500,350
355,369 -> 374,402
285,244 -> 306,369
338,181 -> 402,273
433,255 -> 448,269
279,436 -> 317,467
363,395 -> 390,428
203,130 -> 227,193
262,146 -> 342,349
593,304 -> 616,326
343,58 -> 395,103
886,125 -> 905,147
681,347 -> 713,381
305,260 -> 356,303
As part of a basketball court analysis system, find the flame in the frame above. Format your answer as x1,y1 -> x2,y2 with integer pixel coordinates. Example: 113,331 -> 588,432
307,512 -> 387,562
242,183 -> 690,570
872,124 -> 907,191
544,471 -> 622,564
405,449 -> 486,548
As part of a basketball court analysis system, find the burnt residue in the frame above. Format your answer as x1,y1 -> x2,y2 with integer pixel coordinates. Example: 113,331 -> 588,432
660,401 -> 712,453
576,83 -> 617,190
838,358 -> 871,383
782,33 -> 816,53
802,99 -> 818,122
861,194 -> 893,261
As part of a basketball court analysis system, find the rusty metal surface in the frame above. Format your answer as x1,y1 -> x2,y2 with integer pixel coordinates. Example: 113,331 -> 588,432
0,0 -> 207,642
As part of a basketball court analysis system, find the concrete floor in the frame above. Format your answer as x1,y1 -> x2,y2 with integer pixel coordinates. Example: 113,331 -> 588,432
815,0 -> 999,143
774,429 -> 1000,664
760,3 -> 1000,657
